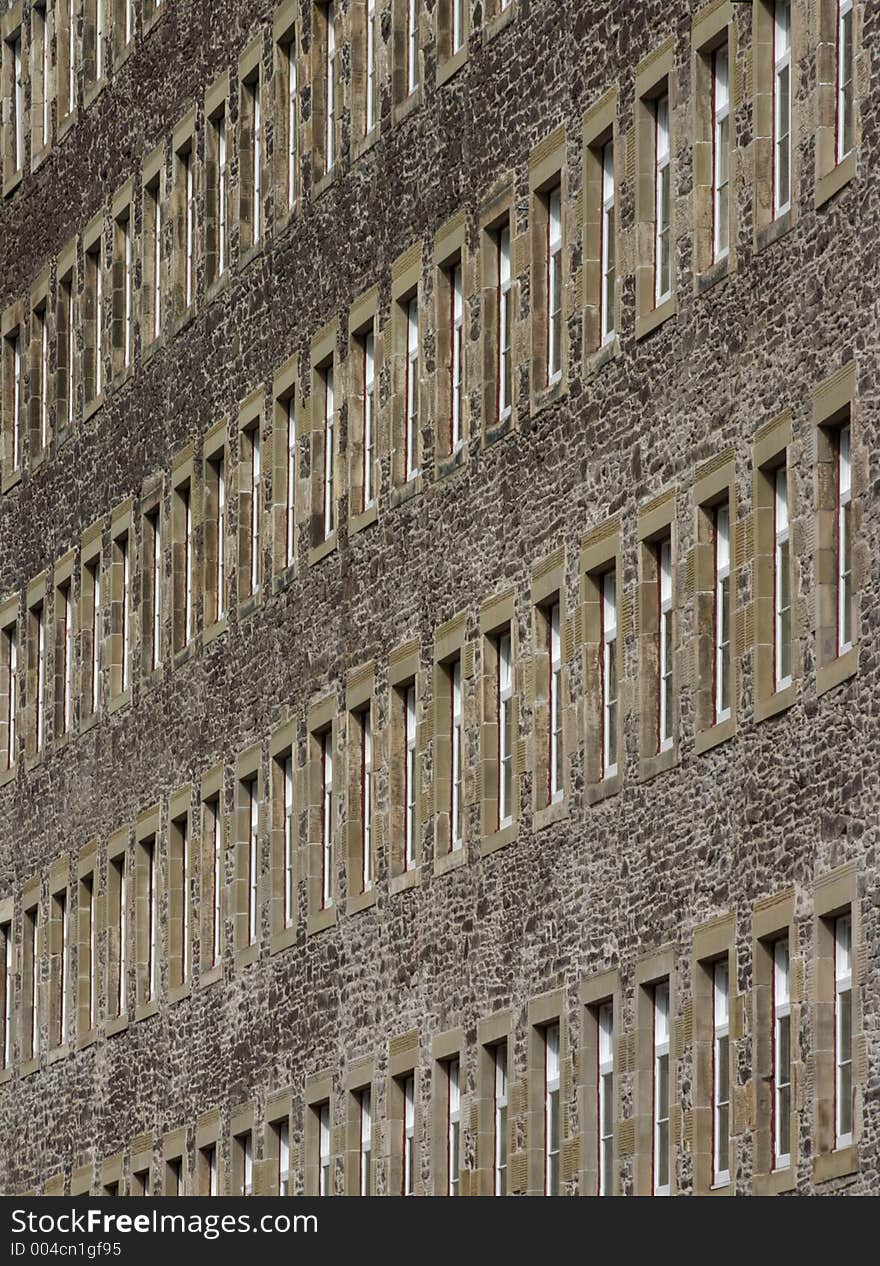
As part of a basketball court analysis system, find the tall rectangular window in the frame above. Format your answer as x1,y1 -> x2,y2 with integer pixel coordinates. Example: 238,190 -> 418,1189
205,794 -> 222,968
548,602 -> 563,803
365,0 -> 377,134
199,1144 -> 218,1196
173,481 -> 193,650
450,660 -> 463,851
30,601 -> 46,756
547,188 -> 563,385
245,777 -> 258,946
493,1043 -> 507,1195
51,889 -> 69,1048
282,753 -> 294,928
326,4 -> 337,171
405,298 -> 419,481
772,938 -> 791,1170
286,397 -> 297,563
112,531 -> 131,695
145,177 -> 162,342
59,269 -> 76,430
242,425 -> 261,598
774,467 -> 791,689
497,632 -> 513,829
240,71 -> 262,252
358,1088 -> 372,1195
2,620 -> 16,770
402,1074 -> 415,1195
24,902 -> 38,1061
273,1118 -> 291,1195
33,303 -> 49,454
323,366 -> 335,539
170,813 -> 191,988
834,913 -> 852,1148
712,46 -> 730,262
544,1022 -> 560,1195
653,982 -> 670,1195
178,147 -> 195,311
86,558 -> 101,718
446,1057 -> 460,1195
497,226 -> 512,421
206,108 -> 228,283
658,539 -> 673,751
837,0 -> 853,162
33,3 -> 50,152
85,239 -> 103,402
362,334 -> 375,508
0,920 -> 11,1070
4,329 -> 22,472
205,447 -> 226,625
597,1003 -> 614,1195
450,263 -> 463,452
714,503 -> 731,724
601,570 -> 618,778
109,851 -> 127,1018
78,872 -> 97,1036
112,211 -> 133,375
321,729 -> 333,909
95,0 -> 104,80
406,0 -> 418,94
654,94 -> 671,306
318,1102 -> 331,1195
600,141 -> 615,344
712,960 -> 730,1186
452,0 -> 465,53
404,684 -> 417,871
837,424 -> 852,655
66,0 -> 76,115
287,40 -> 297,207
138,835 -> 158,1004
7,33 -> 23,174
235,1131 -> 253,1197
774,3 -> 792,215
360,710 -> 373,891
145,508 -> 162,672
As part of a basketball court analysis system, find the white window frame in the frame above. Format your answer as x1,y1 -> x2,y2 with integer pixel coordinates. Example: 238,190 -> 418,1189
773,1 -> 792,217
94,248 -> 103,399
364,332 -> 375,507
322,730 -> 333,908
1,921 -> 10,1068
249,427 -> 261,596
6,624 -> 16,768
772,937 -> 791,1170
547,188 -> 563,384
216,453 -> 226,618
450,659 -> 463,851
366,0 -> 377,134
278,1120 -> 291,1196
598,1001 -> 614,1195
39,308 -> 49,447
403,1074 -> 415,1195
180,817 -> 190,983
87,875 -> 96,1031
323,367 -> 335,538
61,583 -> 72,735
153,189 -> 162,340
359,1087 -> 372,1195
28,906 -> 38,1059
287,46 -> 297,209
601,570 -> 617,778
837,424 -> 852,655
147,837 -> 157,1002
35,604 -> 45,753
654,94 -> 671,306
600,140 -> 615,345
283,753 -> 294,928
544,1021 -> 560,1196
184,150 -> 194,309
834,912 -> 853,1149
498,226 -> 512,420
13,35 -> 23,172
58,890 -> 68,1042
712,44 -> 730,263
40,5 -> 49,146
712,959 -> 730,1187
498,632 -> 513,828
549,601 -> 563,803
451,263 -> 463,451
714,503 -> 731,724
247,777 -> 258,946
218,116 -> 228,276
361,710 -> 373,891
493,1042 -> 508,1196
117,856 -> 127,1016
66,282 -> 75,427
207,1145 -> 218,1197
404,684 -> 417,871
253,79 -> 262,244
241,1132 -> 253,1197
90,561 -> 101,717
658,539 -> 673,751
653,981 -> 670,1196
121,533 -> 131,689
774,466 -> 791,690
286,399 -> 296,566
211,799 -> 222,966
405,297 -> 419,481
837,0 -> 854,164
96,0 -> 104,80
11,331 -> 21,469
67,4 -> 76,114
148,512 -> 161,674
447,1057 -> 460,1195
452,0 -> 465,54
406,0 -> 418,95
326,3 -> 336,171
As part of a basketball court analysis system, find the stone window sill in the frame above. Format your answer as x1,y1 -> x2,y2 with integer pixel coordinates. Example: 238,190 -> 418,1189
83,393 -> 105,424
313,167 -> 338,202
754,207 -> 794,255
173,641 -> 197,669
694,714 -> 736,756
391,476 -> 420,509
135,1000 -> 159,1023
754,680 -> 796,724
531,373 -> 566,420
635,294 -> 676,341
0,764 -> 15,789
80,713 -> 99,737
639,743 -> 678,784
309,533 -> 338,567
483,409 -> 515,448
352,128 -> 380,164
480,822 -> 518,857
168,982 -> 192,1005
57,109 -> 78,143
108,687 -> 131,716
349,502 -> 378,537
436,441 -> 468,481
20,1057 -> 40,1079
2,168 -> 23,198
308,905 -> 337,936
141,334 -> 163,366
105,1015 -> 129,1038
586,335 -> 621,377
483,4 -> 517,44
47,1042 -> 70,1066
586,771 -> 621,806
393,89 -> 421,127
76,1029 -> 97,1052
812,1143 -> 858,1184
752,1165 -> 796,1195
815,151 -> 856,210
234,943 -> 259,970
1,467 -> 22,494
532,796 -> 568,834
239,240 -> 265,273
203,615 -> 228,648
816,645 -> 857,697
434,844 -> 467,878
390,867 -> 420,897
437,46 -> 468,88
269,922 -> 297,955
83,78 -> 106,111
199,963 -> 223,990
206,270 -> 230,307
347,887 -> 376,916
695,252 -> 732,297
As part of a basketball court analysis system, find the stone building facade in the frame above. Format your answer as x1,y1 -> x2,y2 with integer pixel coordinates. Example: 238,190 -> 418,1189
0,0 -> 876,1197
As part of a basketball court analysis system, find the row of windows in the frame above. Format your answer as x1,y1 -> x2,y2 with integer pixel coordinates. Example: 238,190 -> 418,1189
12,884 -> 862,1196
0,355 -> 860,800
0,0 -> 862,492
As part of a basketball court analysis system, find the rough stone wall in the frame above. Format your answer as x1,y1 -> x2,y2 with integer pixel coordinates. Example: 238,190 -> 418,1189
0,0 -> 877,1196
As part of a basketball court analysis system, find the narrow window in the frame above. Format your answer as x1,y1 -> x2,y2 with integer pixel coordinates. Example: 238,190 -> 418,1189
365,0 -> 377,134
1,920 -> 11,1070
318,1103 -> 331,1195
80,872 -> 96,1034
404,684 -> 417,871
544,1022 -> 560,1195
447,1057 -> 461,1195
837,424 -> 852,655
208,796 -> 222,966
548,601 -> 563,803
653,981 -> 670,1195
287,42 -> 297,208
774,467 -> 791,688
712,960 -> 730,1186
86,240 -> 103,401
144,836 -> 157,1003
601,570 -> 618,778
834,913 -> 852,1148
54,889 -> 68,1047
119,533 -> 131,692
178,816 -> 191,984
326,3 -> 337,171
123,215 -> 133,370
547,188 -> 563,384
176,483 -> 193,648
253,79 -> 262,244
12,34 -> 23,172
247,426 -> 261,596
497,632 -> 513,828
714,503 -> 731,724
152,183 -> 162,340
774,2 -> 792,216
321,729 -> 333,909
598,1002 -> 614,1195
25,903 -> 38,1060
450,263 -> 463,452
96,0 -> 104,80
32,602 -> 45,755
712,46 -> 730,262
110,852 -> 127,1017
206,450 -> 226,622
405,298 -> 419,481
277,1120 -> 291,1195
62,274 -> 75,428
200,1145 -> 218,1196
402,1074 -> 415,1195
35,3 -> 50,149
10,331 -> 21,470
184,149 -> 194,309
35,304 -> 49,451
286,398 -> 296,564
282,753 -> 294,928
217,114 -> 228,276
236,1132 -> 253,1197
166,1158 -> 183,1197
658,539 -> 673,751
89,559 -> 101,717
147,509 -> 162,671
450,660 -> 463,851
3,622 -> 16,769
323,366 -> 335,539
654,94 -> 671,306
837,0 -> 854,163
497,226 -> 512,420
600,141 -> 615,345
363,333 -> 375,507
452,0 -> 465,53
358,1088 -> 372,1195
124,0 -> 132,44
772,938 -> 791,1170
67,2 -> 76,114
407,0 -> 418,94
132,1169 -> 150,1197
361,710 -> 373,891
493,1043 -> 508,1195
246,777 -> 258,946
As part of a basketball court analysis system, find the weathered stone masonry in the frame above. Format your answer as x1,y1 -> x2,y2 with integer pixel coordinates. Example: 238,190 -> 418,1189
0,0 -> 877,1196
